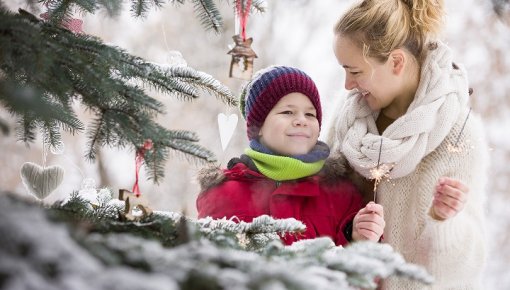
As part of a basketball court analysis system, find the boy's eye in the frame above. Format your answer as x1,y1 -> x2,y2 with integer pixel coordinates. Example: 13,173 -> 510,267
306,113 -> 316,117
280,111 -> 293,115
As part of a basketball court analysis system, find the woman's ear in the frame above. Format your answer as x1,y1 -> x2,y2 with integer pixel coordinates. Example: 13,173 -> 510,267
389,49 -> 406,75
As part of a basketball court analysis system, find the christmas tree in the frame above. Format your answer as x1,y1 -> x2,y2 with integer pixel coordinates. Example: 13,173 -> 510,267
0,0 -> 264,182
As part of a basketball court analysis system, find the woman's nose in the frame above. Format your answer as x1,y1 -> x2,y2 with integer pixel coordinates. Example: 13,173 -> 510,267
345,75 -> 357,90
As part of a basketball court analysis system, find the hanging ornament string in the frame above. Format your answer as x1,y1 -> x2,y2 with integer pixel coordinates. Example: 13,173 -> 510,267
132,139 -> 153,197
236,0 -> 252,41
42,138 -> 48,168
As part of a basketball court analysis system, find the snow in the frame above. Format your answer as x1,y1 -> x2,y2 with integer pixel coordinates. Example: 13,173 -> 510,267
1,0 -> 510,288
0,193 -> 434,290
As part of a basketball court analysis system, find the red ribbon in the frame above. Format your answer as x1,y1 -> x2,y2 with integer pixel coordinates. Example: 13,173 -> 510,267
132,139 -> 153,197
40,1 -> 83,34
40,12 -> 83,34
236,0 -> 252,41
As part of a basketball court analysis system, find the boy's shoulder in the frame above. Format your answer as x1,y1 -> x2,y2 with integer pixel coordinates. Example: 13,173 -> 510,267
197,156 -> 264,192
197,165 -> 227,193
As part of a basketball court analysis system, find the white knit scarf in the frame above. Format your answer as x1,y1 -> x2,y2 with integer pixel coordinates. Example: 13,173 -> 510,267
336,41 -> 470,179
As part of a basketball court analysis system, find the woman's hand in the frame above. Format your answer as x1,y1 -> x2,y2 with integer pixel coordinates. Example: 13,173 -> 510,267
352,202 -> 385,242
431,177 -> 469,220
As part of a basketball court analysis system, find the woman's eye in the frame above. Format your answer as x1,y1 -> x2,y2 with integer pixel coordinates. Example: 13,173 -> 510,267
350,71 -> 360,75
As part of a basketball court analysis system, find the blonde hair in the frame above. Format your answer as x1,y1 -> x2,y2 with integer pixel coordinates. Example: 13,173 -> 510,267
334,0 -> 444,63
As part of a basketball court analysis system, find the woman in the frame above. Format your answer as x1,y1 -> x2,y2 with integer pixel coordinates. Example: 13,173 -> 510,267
325,0 -> 489,289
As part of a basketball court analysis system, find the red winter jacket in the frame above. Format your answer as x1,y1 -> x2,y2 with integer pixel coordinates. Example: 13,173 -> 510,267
196,157 -> 363,246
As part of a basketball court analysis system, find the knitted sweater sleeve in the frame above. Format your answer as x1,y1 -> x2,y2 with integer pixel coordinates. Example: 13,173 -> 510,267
404,112 -> 489,289
422,113 -> 488,242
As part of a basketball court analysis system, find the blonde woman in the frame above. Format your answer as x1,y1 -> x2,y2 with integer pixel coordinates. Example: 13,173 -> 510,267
326,0 -> 489,289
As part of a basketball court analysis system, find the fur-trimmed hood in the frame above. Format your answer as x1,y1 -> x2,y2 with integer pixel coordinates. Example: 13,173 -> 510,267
197,154 -> 359,193
196,165 -> 227,193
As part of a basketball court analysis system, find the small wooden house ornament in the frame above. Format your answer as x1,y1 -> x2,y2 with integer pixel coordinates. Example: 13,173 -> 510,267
118,189 -> 153,221
228,34 -> 257,80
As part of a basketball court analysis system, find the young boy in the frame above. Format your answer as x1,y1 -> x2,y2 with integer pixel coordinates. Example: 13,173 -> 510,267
197,66 -> 384,245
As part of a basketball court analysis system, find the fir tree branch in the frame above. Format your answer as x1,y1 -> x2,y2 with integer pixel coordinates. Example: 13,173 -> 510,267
94,0 -> 123,17
43,0 -> 120,22
191,0 -> 223,33
130,0 -> 149,17
164,138 -> 217,162
231,0 -> 267,14
163,130 -> 200,142
167,66 -> 237,105
250,0 -> 267,13
0,116 -> 9,136
197,215 -> 306,235
17,115 -> 38,143
1,7 -> 234,182
0,193 -> 433,290
45,0 -> 76,25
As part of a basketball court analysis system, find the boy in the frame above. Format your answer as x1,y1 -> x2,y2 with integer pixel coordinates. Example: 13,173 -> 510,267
197,66 -> 384,245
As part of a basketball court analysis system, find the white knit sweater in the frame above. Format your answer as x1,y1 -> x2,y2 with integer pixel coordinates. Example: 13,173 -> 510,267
379,113 -> 488,289
324,42 -> 489,289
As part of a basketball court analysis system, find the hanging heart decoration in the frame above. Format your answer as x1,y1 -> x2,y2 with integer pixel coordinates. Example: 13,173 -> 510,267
217,113 -> 238,150
20,162 -> 65,200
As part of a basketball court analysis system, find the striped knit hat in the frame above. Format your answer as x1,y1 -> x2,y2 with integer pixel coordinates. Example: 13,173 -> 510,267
240,66 -> 322,140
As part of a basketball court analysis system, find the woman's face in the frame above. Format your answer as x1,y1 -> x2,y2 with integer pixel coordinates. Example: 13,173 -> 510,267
333,34 -> 401,112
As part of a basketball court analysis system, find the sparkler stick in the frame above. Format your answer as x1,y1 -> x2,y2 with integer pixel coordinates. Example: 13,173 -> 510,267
447,107 -> 472,155
370,139 -> 385,202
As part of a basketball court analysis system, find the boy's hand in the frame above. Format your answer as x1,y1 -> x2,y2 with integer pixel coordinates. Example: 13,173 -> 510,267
352,202 -> 385,242
431,177 -> 469,220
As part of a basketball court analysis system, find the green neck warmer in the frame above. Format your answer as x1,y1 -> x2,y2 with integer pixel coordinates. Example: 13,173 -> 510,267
244,148 -> 325,181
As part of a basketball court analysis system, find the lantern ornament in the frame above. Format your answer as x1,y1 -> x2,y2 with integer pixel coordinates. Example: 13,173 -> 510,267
228,34 -> 257,80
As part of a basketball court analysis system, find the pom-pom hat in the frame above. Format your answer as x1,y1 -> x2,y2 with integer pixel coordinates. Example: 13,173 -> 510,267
239,66 -> 322,140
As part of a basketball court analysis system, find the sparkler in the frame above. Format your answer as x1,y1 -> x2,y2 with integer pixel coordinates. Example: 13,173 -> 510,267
369,139 -> 392,202
447,107 -> 472,155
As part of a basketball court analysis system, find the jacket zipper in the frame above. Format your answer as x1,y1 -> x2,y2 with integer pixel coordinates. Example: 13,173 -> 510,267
275,181 -> 281,188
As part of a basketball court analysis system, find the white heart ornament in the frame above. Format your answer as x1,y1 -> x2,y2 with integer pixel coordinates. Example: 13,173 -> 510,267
20,162 -> 65,199
217,113 -> 238,150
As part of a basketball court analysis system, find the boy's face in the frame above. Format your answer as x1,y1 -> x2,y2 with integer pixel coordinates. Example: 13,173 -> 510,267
258,92 -> 320,156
